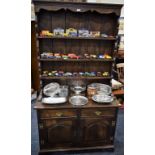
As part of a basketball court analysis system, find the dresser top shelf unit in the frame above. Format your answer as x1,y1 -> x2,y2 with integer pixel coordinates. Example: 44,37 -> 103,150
34,1 -> 122,88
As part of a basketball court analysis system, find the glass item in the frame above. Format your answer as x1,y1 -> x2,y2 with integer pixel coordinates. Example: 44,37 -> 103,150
70,85 -> 86,95
70,80 -> 86,95
69,95 -> 88,106
43,82 -> 60,97
92,94 -> 113,103
59,85 -> 69,97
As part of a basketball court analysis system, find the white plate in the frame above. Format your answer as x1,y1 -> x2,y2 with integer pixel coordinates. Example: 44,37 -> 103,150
92,94 -> 113,103
42,97 -> 67,104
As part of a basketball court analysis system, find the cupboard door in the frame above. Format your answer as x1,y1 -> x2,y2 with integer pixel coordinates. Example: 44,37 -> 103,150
81,118 -> 113,146
39,119 -> 76,148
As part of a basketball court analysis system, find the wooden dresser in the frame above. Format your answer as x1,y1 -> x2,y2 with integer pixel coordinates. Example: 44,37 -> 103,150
34,100 -> 120,154
32,0 -> 123,154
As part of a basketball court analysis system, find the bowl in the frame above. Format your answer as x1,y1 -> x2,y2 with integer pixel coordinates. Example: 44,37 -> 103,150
69,95 -> 88,106
43,82 -> 60,97
70,85 -> 86,94
88,83 -> 111,95
92,94 -> 113,103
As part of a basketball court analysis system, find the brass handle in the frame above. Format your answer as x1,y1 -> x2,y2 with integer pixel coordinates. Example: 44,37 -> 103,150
112,121 -> 116,126
55,112 -> 63,117
95,111 -> 102,116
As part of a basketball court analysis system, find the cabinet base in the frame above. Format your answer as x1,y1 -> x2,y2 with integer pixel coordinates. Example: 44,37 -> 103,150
39,145 -> 114,154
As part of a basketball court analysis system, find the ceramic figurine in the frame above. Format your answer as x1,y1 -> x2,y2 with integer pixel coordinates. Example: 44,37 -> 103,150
79,72 -> 84,76
98,54 -> 104,59
84,53 -> 90,59
53,28 -> 64,36
97,72 -> 102,76
41,53 -> 48,58
62,54 -> 68,59
84,72 -> 90,76
68,53 -> 79,59
104,54 -> 112,59
73,72 -> 78,76
90,72 -> 96,76
102,72 -> 109,76
66,28 -> 77,37
47,53 -> 54,59
90,54 -> 97,59
42,71 -> 48,77
64,72 -> 72,77
78,29 -> 89,37
40,30 -> 53,37
54,53 -> 61,59
51,71 -> 57,76
48,72 -> 53,76
101,33 -> 108,38
63,33 -> 68,37
89,31 -> 100,37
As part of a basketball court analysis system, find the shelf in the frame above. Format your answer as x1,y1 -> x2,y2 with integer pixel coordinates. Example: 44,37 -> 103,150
40,76 -> 111,80
37,36 -> 116,41
39,58 -> 114,62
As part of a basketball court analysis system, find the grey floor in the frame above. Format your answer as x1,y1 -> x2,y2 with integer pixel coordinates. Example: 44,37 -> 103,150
31,102 -> 124,155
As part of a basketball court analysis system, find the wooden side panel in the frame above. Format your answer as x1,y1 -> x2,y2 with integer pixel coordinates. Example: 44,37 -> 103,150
31,21 -> 40,91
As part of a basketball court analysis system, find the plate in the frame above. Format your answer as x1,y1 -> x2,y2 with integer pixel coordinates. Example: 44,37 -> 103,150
69,95 -> 88,106
42,97 -> 67,104
92,94 -> 113,103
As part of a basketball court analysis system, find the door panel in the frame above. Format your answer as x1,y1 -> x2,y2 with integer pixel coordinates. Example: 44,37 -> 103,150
39,119 -> 76,148
81,118 -> 113,145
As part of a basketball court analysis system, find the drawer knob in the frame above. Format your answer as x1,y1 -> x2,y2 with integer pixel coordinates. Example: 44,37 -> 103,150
95,111 -> 102,116
55,112 -> 63,117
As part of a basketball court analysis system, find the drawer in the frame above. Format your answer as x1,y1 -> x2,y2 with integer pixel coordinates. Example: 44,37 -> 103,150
81,108 -> 115,117
39,109 -> 77,118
